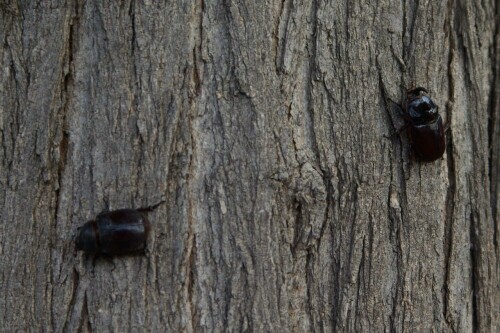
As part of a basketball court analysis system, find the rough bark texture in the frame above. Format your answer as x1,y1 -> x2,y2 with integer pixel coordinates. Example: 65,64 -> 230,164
0,1 -> 498,332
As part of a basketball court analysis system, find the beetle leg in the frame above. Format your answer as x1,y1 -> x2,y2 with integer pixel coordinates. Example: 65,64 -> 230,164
110,259 -> 117,272
96,199 -> 110,218
397,123 -> 410,135
99,253 -> 116,270
384,123 -> 410,139
91,254 -> 99,272
408,148 -> 415,174
385,96 -> 405,116
386,95 -> 411,125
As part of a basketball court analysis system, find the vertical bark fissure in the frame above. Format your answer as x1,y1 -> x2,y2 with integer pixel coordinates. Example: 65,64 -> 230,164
458,2 -> 494,329
192,0 -> 204,96
186,232 -> 198,329
129,0 -> 137,102
488,2 -> 499,247
318,168 -> 333,252
177,102 -> 197,332
128,0 -> 143,206
80,292 -> 92,333
291,199 -> 303,256
45,3 -> 80,330
354,236 -> 366,330
303,10 -> 329,327
273,0 -> 285,70
469,209 -> 479,332
305,251 -> 314,330
2,6 -> 22,178
62,268 -> 80,333
330,215 -> 340,329
306,0 -> 320,166
387,189 -> 399,332
442,0 -> 457,329
401,0 -> 407,65
54,0 -> 78,224
397,170 -> 409,332
379,68 -> 410,332
274,0 -> 292,73
184,1 -> 205,329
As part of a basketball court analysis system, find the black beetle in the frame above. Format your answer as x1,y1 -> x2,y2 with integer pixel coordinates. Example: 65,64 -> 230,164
76,203 -> 162,255
403,87 -> 446,162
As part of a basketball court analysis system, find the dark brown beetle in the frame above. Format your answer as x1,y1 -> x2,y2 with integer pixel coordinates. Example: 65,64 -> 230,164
76,202 -> 162,255
404,87 -> 446,162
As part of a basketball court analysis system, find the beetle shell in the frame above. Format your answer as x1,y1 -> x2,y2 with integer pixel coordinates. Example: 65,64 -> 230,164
76,209 -> 151,255
405,88 -> 446,162
408,116 -> 446,162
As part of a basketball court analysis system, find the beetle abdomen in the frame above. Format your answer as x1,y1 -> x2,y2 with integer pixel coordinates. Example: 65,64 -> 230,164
409,116 -> 445,162
76,208 -> 151,255
97,209 -> 150,255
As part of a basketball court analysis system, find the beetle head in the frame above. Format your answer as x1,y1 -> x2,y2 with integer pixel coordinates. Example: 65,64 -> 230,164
407,90 -> 438,124
76,221 -> 99,254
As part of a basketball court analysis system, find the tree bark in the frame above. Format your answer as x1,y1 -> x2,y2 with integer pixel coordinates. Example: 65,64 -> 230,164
0,0 -> 498,332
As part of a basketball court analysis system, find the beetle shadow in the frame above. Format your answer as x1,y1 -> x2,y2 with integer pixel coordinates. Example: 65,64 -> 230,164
380,87 -> 414,179
83,247 -> 152,274
384,98 -> 408,135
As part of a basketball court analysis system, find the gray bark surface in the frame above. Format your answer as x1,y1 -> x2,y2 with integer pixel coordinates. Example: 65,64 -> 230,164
0,1 -> 498,332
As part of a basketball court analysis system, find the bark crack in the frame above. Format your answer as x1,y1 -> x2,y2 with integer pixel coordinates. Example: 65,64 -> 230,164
129,0 -> 144,206
274,0 -> 292,73
442,0 -> 457,329
55,0 -> 78,219
272,0 -> 286,71
62,268 -> 80,333
81,292 -> 93,333
469,209 -> 479,332
183,95 -> 198,332
487,0 -> 499,248
306,0 -> 321,167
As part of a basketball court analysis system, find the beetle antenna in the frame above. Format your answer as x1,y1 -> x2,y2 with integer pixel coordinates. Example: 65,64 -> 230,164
137,200 -> 166,213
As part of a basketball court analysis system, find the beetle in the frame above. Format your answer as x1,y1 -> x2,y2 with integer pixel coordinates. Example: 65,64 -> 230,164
76,202 -> 163,255
403,87 -> 446,162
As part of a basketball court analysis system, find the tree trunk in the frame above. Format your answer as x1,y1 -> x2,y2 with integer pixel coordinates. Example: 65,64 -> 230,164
0,1 -> 498,332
